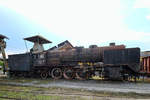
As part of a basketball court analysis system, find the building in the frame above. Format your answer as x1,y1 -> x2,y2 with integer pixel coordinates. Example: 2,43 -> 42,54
49,40 -> 73,51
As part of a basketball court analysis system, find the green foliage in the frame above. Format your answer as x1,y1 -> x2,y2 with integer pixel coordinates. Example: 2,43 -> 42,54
0,85 -> 86,100
0,60 -> 3,67
0,91 -> 85,100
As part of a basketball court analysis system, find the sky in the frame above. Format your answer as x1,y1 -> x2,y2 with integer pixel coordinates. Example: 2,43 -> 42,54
0,0 -> 150,55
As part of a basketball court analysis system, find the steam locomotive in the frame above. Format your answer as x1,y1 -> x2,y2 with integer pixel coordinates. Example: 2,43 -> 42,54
8,35 -> 140,80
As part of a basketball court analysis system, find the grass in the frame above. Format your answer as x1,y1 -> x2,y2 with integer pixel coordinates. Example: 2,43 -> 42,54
0,90 -> 85,100
0,85 -> 86,100
0,77 -> 51,83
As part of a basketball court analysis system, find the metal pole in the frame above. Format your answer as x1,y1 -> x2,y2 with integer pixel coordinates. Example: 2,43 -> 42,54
24,40 -> 28,52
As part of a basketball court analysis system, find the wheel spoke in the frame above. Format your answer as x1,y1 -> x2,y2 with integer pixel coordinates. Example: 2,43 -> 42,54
40,71 -> 48,79
51,68 -> 62,79
76,69 -> 87,80
63,68 -> 74,80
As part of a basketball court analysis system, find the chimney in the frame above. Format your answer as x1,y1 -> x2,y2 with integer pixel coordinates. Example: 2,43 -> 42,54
109,42 -> 115,46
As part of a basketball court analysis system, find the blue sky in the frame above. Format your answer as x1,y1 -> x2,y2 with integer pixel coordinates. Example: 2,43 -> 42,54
0,0 -> 150,55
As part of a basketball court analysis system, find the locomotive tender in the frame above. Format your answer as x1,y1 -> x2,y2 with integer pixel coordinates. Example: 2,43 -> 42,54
8,35 -> 140,80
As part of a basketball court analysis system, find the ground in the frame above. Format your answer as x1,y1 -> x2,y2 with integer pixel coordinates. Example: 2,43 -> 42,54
1,74 -> 150,100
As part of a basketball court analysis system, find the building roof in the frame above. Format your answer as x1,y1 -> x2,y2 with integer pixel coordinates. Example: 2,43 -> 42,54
58,40 -> 73,48
48,40 -> 73,51
141,51 -> 150,57
24,35 -> 52,44
49,46 -> 57,50
0,34 -> 9,39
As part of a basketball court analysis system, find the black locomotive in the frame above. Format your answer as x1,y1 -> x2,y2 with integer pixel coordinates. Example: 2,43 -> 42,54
8,35 -> 140,80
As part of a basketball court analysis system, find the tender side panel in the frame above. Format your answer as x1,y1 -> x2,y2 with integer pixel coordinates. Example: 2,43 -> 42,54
8,53 -> 31,71
104,48 -> 140,72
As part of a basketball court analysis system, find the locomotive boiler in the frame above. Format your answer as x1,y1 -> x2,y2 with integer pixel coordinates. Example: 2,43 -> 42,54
8,35 -> 140,80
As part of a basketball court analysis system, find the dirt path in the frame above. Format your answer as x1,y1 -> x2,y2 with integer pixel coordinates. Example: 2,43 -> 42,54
39,80 -> 150,94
